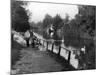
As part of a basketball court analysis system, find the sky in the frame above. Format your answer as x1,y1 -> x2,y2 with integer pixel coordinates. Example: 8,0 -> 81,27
25,2 -> 79,23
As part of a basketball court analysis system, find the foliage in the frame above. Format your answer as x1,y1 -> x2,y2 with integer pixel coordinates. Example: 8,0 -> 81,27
76,5 -> 96,37
42,14 -> 63,31
63,6 -> 96,69
42,14 -> 53,28
53,14 -> 63,30
11,0 -> 30,32
63,5 -> 96,47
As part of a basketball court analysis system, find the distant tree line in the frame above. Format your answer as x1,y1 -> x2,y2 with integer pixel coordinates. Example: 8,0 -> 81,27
31,5 -> 96,47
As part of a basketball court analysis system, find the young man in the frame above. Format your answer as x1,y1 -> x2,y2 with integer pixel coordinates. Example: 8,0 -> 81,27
24,30 -> 30,47
29,30 -> 35,47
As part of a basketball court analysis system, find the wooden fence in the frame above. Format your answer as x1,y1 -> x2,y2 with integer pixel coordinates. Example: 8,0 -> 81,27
37,38 -> 71,64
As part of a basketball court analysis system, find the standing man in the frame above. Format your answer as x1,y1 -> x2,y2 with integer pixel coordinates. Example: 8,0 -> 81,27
24,30 -> 30,47
29,30 -> 34,47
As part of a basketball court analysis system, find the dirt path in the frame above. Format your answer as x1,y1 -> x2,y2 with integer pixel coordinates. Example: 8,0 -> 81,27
12,48 -> 65,74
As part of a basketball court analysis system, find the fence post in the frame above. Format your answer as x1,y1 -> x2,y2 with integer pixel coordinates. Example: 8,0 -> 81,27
43,40 -> 44,46
51,43 -> 54,52
58,46 -> 61,55
68,51 -> 71,64
46,41 -> 48,50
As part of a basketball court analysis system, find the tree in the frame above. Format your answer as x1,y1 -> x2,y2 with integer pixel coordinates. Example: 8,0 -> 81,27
63,20 -> 82,47
63,14 -> 69,24
76,5 -> 96,69
63,5 -> 96,47
53,14 -> 63,30
11,0 -> 30,32
42,14 -> 53,28
75,5 -> 96,37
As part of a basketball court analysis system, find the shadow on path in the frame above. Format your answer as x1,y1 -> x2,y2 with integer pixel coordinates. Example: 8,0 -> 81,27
12,47 -> 75,74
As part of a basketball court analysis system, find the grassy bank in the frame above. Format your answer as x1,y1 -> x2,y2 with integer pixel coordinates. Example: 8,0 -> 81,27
11,37 -> 25,68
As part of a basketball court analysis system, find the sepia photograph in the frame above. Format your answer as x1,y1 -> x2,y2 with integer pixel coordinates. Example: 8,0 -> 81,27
11,0 -> 96,74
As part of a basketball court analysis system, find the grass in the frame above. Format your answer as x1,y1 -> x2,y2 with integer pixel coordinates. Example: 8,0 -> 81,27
11,39 -> 25,68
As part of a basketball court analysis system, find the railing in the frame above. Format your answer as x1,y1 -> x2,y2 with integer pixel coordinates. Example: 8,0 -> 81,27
37,38 -> 71,64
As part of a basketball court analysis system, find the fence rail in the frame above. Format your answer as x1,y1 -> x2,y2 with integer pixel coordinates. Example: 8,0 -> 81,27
37,38 -> 71,64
